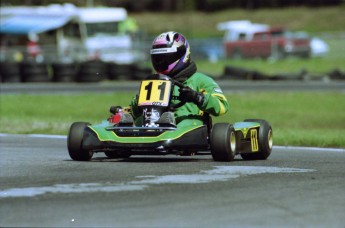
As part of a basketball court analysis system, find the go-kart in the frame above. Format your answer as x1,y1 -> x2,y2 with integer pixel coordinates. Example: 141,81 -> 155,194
67,74 -> 273,161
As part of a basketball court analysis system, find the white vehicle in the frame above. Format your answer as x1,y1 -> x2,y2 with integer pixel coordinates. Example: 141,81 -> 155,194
0,4 -> 137,64
217,20 -> 269,42
310,37 -> 329,57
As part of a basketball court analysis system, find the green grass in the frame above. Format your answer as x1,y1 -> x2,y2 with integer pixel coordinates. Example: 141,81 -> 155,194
226,92 -> 345,148
131,6 -> 345,38
1,92 -> 344,148
196,38 -> 345,77
0,93 -> 133,135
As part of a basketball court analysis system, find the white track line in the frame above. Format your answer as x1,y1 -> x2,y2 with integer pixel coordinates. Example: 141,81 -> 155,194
274,145 -> 345,153
0,166 -> 315,198
0,133 -> 67,139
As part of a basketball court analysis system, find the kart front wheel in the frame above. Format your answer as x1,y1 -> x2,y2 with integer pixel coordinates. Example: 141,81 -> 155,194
241,119 -> 273,160
67,122 -> 93,161
210,123 -> 236,161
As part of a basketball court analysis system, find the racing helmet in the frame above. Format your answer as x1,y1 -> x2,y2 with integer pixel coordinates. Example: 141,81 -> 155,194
150,31 -> 191,76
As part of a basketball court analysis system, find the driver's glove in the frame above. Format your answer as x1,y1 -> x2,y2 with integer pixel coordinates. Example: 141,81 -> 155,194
179,86 -> 205,107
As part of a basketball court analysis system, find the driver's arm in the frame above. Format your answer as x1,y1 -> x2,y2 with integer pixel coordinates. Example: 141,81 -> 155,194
179,74 -> 229,116
198,76 -> 229,116
200,88 -> 228,116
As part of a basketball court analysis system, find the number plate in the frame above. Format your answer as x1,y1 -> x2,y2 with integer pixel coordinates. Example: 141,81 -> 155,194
251,129 -> 259,152
138,80 -> 172,107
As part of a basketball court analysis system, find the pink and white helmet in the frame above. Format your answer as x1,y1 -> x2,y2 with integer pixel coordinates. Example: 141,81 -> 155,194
150,31 -> 191,76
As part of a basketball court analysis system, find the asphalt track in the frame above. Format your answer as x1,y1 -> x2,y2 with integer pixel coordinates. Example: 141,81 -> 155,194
0,134 -> 344,227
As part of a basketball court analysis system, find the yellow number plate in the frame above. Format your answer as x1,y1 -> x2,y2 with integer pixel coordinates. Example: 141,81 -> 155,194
138,80 -> 172,107
251,129 -> 259,152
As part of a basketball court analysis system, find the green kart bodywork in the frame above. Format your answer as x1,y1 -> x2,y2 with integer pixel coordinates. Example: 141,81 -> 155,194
77,118 -> 271,158
89,121 -> 205,144
82,120 -> 210,154
67,74 -> 273,161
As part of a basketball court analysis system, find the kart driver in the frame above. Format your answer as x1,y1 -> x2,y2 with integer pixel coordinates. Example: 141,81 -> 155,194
129,31 -> 229,127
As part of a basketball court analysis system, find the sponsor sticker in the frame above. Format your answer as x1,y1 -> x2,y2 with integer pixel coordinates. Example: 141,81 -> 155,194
151,47 -> 177,54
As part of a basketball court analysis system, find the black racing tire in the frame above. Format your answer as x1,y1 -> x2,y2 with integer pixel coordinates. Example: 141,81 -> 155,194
67,122 -> 93,161
328,69 -> 345,80
76,60 -> 107,82
20,62 -> 50,82
52,62 -> 77,82
104,151 -> 131,159
0,62 -> 21,82
240,119 -> 273,160
222,65 -> 255,80
210,123 -> 236,161
108,63 -> 134,80
132,65 -> 152,80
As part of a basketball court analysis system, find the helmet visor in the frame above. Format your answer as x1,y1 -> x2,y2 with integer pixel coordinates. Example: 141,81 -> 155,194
151,53 -> 179,72
151,47 -> 186,72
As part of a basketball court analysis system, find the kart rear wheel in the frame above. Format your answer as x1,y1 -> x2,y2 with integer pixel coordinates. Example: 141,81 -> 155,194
67,122 -> 93,161
104,151 -> 131,159
211,123 -> 236,161
241,119 -> 273,160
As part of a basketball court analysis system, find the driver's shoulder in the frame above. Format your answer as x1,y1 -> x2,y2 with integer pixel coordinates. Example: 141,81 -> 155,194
187,72 -> 217,89
188,71 -> 213,83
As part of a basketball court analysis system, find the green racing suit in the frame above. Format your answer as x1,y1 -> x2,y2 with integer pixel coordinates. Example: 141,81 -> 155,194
129,62 -> 229,127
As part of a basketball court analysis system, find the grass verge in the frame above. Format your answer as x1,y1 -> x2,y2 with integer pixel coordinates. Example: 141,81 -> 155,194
1,92 -> 344,148
131,6 -> 345,38
197,39 -> 345,77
